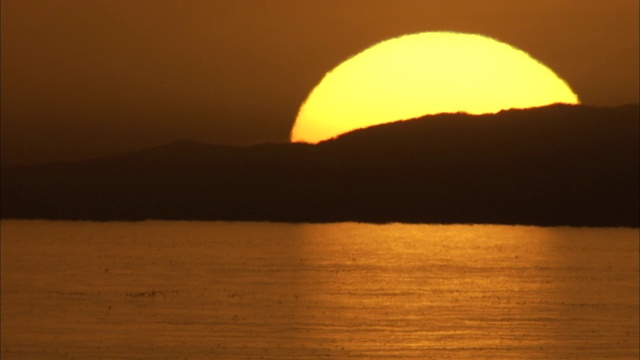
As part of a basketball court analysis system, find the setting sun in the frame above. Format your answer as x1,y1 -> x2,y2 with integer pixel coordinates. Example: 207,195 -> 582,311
291,32 -> 580,143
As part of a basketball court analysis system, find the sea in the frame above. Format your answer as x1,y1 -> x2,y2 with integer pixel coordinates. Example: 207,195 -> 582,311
1,220 -> 638,359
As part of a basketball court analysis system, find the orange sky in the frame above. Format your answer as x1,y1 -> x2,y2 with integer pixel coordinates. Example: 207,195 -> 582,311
2,0 -> 638,166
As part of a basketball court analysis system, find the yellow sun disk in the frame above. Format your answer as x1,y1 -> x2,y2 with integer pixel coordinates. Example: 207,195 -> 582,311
291,32 -> 579,143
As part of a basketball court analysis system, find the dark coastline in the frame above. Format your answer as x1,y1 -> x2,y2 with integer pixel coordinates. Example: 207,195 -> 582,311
2,104 -> 638,227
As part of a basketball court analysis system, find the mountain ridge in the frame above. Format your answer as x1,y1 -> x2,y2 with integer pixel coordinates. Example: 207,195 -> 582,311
2,104 -> 638,227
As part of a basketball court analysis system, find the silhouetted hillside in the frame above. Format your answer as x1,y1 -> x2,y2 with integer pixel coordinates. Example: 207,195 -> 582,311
2,104 -> 638,227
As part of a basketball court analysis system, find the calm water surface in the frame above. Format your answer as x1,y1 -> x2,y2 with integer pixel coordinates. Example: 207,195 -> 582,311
1,221 -> 638,359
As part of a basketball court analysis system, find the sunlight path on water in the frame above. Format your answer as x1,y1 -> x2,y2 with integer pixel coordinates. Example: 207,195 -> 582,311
1,221 -> 638,359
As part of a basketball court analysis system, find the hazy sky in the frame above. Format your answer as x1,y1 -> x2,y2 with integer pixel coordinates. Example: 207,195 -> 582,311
2,0 -> 638,166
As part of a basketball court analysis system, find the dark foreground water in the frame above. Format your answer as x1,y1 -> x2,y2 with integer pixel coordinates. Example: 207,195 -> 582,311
1,221 -> 638,359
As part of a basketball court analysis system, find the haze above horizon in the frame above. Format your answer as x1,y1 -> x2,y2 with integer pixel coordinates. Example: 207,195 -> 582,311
1,1 -> 638,166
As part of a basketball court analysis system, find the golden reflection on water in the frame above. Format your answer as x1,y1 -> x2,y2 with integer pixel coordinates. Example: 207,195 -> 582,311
1,221 -> 638,359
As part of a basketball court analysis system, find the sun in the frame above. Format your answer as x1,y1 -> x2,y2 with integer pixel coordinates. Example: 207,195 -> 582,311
291,32 -> 579,143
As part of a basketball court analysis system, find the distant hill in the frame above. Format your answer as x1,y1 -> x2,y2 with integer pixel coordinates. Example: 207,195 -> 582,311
2,104 -> 638,227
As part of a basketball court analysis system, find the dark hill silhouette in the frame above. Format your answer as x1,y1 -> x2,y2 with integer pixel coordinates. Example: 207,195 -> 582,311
2,104 -> 638,227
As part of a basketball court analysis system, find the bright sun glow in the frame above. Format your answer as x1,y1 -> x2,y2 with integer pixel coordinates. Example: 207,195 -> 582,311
291,32 -> 580,143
